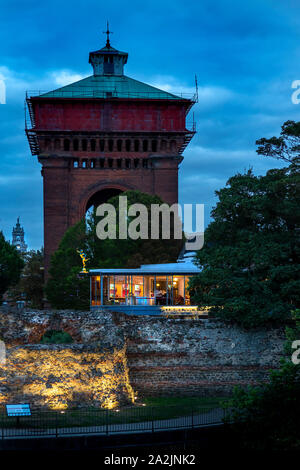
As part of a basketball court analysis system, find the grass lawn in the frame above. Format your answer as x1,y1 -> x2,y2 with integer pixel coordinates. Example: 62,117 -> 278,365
0,397 -> 230,429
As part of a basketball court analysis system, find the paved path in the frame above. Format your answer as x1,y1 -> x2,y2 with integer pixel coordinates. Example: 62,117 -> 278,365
1,408 -> 225,440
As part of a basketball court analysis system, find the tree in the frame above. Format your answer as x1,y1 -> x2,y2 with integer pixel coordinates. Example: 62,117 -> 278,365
7,249 -> 45,308
46,191 -> 183,309
40,330 -> 73,344
189,161 -> 300,328
225,310 -> 300,451
256,120 -> 300,163
45,220 -> 90,309
20,249 -> 44,308
0,231 -> 24,301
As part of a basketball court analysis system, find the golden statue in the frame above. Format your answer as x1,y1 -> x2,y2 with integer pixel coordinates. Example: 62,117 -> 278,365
77,249 -> 89,273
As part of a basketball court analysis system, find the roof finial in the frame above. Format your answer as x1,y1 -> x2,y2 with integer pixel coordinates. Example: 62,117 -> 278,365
103,21 -> 113,47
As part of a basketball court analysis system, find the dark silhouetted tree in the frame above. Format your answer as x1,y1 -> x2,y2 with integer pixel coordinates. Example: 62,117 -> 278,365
0,231 -> 24,301
189,161 -> 300,328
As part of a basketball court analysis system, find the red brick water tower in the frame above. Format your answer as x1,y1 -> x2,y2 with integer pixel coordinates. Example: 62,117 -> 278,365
26,30 -> 196,275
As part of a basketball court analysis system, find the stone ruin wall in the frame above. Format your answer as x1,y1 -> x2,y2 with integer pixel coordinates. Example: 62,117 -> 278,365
121,315 -> 285,397
0,309 -> 134,409
0,308 -> 286,408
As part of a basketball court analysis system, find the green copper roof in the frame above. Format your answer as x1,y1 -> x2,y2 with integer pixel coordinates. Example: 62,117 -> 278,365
38,75 -> 187,100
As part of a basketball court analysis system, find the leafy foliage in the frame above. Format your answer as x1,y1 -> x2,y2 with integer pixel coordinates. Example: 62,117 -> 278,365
256,120 -> 300,163
0,231 -> 24,301
46,191 -> 183,309
9,249 -> 45,308
21,249 -> 44,308
45,221 -> 90,309
225,310 -> 300,451
189,160 -> 300,327
40,329 -> 73,344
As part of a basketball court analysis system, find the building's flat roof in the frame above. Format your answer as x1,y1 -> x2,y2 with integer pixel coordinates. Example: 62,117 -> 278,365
89,261 -> 201,275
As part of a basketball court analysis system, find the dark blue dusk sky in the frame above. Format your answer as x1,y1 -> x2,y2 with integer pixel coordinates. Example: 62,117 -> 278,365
0,0 -> 299,249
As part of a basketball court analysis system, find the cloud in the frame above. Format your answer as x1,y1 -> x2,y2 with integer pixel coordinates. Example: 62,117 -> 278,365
178,142 -> 287,225
51,70 -> 88,87
0,66 -> 89,103
146,75 -> 236,108
0,0 -> 299,249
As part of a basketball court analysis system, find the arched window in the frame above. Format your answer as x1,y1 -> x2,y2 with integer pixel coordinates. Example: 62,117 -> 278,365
161,140 -> 167,151
134,158 -> 139,168
82,139 -> 87,151
54,139 -> 60,150
100,140 -> 105,152
125,139 -> 131,152
82,159 -> 88,169
143,140 -> 148,152
104,55 -> 114,74
108,140 -> 114,152
134,140 -> 140,152
44,139 -> 51,150
117,158 -> 122,168
73,159 -> 79,168
125,159 -> 131,169
170,140 -> 177,152
90,159 -> 96,168
108,158 -> 113,168
117,139 -> 122,151
91,139 -> 96,151
151,140 -> 157,152
99,158 -> 105,168
73,139 -> 79,151
64,139 -> 70,151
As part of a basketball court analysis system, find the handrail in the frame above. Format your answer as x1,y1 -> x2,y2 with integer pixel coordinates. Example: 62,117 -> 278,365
26,89 -> 196,101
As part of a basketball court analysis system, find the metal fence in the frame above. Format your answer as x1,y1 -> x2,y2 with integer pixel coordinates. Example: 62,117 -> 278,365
0,405 -> 226,439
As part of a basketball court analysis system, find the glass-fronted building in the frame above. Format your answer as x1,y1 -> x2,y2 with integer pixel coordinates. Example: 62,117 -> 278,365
89,260 -> 201,315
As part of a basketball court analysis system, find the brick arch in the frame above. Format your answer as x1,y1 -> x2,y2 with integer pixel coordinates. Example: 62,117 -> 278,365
79,181 -> 136,219
28,320 -> 82,344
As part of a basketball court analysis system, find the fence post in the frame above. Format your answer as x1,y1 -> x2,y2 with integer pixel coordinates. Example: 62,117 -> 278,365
55,412 -> 58,438
106,408 -> 109,436
151,407 -> 154,433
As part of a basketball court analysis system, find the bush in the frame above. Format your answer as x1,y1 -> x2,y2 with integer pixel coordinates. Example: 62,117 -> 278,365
225,310 -> 300,450
40,330 -> 73,344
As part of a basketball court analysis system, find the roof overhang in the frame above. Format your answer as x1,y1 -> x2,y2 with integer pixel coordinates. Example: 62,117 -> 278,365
89,262 -> 201,276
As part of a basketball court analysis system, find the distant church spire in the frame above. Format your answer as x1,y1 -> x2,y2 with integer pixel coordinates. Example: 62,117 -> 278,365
12,217 -> 27,253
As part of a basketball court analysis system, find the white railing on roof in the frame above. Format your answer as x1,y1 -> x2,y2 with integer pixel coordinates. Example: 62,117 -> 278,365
26,89 -> 196,100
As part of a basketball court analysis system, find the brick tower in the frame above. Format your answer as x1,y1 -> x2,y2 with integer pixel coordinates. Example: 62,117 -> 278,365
26,29 -> 196,275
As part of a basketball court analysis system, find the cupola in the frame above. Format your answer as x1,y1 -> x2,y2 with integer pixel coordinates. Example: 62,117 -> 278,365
89,23 -> 128,76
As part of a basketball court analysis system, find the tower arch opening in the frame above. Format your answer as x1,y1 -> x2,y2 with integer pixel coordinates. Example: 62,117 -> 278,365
85,188 -> 123,213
